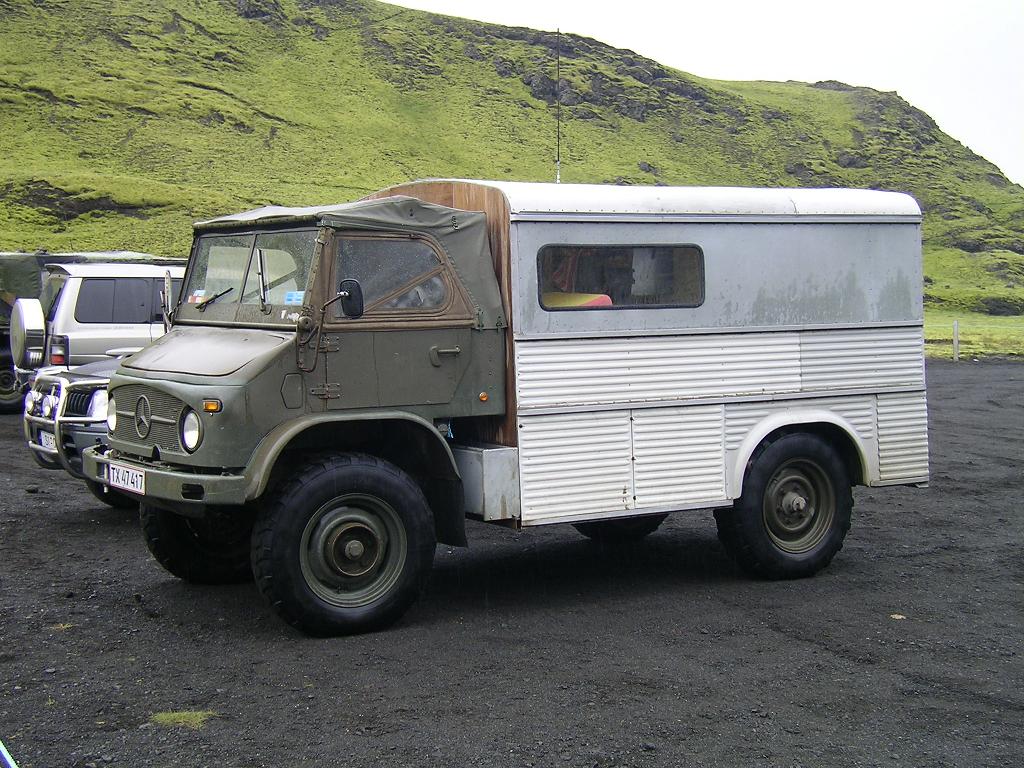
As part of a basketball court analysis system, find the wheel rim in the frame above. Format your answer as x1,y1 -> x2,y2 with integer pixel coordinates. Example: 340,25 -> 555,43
299,494 -> 407,608
761,458 -> 835,554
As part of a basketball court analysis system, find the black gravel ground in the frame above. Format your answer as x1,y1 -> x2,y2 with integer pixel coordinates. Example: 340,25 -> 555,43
1,360 -> 1021,768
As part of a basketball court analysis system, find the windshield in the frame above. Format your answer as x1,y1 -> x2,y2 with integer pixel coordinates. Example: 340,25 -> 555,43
179,229 -> 317,323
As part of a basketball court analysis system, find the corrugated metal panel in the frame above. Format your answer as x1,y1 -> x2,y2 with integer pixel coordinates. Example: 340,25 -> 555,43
877,393 -> 929,481
724,397 -> 877,452
515,334 -> 801,409
632,406 -> 726,508
800,328 -> 924,390
518,411 -> 633,524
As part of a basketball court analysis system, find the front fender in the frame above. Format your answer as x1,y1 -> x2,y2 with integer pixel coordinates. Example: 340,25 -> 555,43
243,410 -> 460,500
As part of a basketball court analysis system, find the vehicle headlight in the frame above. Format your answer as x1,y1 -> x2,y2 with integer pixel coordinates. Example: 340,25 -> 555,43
107,396 -> 117,432
41,394 -> 57,418
24,390 -> 39,415
181,409 -> 202,452
88,389 -> 109,420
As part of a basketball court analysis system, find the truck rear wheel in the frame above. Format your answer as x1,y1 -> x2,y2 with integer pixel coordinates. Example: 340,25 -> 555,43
573,514 -> 667,542
251,454 -> 435,636
141,504 -> 254,584
715,433 -> 852,579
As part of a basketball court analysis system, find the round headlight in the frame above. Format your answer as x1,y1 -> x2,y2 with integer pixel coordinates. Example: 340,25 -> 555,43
107,396 -> 117,432
181,409 -> 202,452
88,389 -> 109,420
41,395 -> 57,418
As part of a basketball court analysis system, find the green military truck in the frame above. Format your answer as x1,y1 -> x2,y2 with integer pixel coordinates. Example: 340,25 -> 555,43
85,180 -> 930,636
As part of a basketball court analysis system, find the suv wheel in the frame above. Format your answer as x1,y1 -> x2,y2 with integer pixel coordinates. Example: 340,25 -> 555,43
0,364 -> 22,413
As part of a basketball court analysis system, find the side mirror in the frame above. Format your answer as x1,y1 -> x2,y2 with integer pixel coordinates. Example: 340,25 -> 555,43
160,270 -> 174,332
338,279 -> 364,319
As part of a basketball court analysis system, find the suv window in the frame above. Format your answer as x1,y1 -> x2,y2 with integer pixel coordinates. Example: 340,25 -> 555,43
538,245 -> 705,310
41,274 -> 67,321
334,236 -> 448,315
150,278 -> 183,322
74,278 -> 152,324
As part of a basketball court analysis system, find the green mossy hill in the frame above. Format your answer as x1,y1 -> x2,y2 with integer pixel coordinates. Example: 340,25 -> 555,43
1,0 -> 1022,335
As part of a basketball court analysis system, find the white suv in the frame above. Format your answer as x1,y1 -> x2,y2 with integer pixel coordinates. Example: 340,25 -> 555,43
9,262 -> 185,391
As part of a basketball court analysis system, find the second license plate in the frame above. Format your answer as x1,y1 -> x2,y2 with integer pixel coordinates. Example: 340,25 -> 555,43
38,431 -> 57,451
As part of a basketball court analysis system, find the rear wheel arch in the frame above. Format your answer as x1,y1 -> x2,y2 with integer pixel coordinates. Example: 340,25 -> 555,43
731,418 -> 868,499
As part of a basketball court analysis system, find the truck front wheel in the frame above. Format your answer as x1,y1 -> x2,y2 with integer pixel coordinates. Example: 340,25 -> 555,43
141,505 -> 254,584
714,434 -> 852,579
251,454 -> 435,636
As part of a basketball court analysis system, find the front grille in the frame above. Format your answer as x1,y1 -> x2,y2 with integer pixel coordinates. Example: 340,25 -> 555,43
112,384 -> 185,453
64,390 -> 93,417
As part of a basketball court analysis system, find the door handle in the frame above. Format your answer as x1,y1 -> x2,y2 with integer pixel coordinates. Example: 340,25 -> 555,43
429,345 -> 461,367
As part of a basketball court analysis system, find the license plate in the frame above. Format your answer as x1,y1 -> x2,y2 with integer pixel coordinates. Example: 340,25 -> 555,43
39,431 -> 57,451
108,462 -> 145,495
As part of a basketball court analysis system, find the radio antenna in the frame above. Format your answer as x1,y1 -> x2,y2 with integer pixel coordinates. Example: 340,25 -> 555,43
555,28 -> 561,184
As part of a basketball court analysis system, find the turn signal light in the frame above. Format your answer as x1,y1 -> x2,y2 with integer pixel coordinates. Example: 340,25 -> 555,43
202,399 -> 222,413
478,392 -> 489,402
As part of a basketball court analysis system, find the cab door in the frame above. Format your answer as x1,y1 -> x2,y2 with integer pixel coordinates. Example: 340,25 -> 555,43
321,232 -> 477,411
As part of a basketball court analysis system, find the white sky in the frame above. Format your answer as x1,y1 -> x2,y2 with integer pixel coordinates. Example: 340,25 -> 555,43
381,0 -> 1024,185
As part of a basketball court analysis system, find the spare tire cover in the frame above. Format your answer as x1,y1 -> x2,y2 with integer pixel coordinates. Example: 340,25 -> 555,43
10,298 -> 45,367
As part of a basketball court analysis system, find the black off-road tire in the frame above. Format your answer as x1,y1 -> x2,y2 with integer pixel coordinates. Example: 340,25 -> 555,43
141,504 -> 254,584
251,453 -> 435,637
573,514 -> 668,542
85,479 -> 139,510
715,433 -> 852,579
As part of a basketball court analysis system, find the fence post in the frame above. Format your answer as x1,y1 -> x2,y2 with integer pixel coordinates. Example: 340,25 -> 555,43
953,319 -> 959,362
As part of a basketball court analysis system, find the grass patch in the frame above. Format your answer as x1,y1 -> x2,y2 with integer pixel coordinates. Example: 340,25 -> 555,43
150,710 -> 219,730
2,0 -> 1024,352
924,308 -> 1024,358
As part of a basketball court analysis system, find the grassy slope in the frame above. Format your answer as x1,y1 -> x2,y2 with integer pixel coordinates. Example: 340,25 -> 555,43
1,0 -> 1022,353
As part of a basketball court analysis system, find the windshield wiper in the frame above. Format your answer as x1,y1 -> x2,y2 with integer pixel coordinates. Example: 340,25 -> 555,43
196,287 -> 233,311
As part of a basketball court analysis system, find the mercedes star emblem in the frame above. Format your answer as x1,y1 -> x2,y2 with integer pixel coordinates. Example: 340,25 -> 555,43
134,395 -> 152,439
